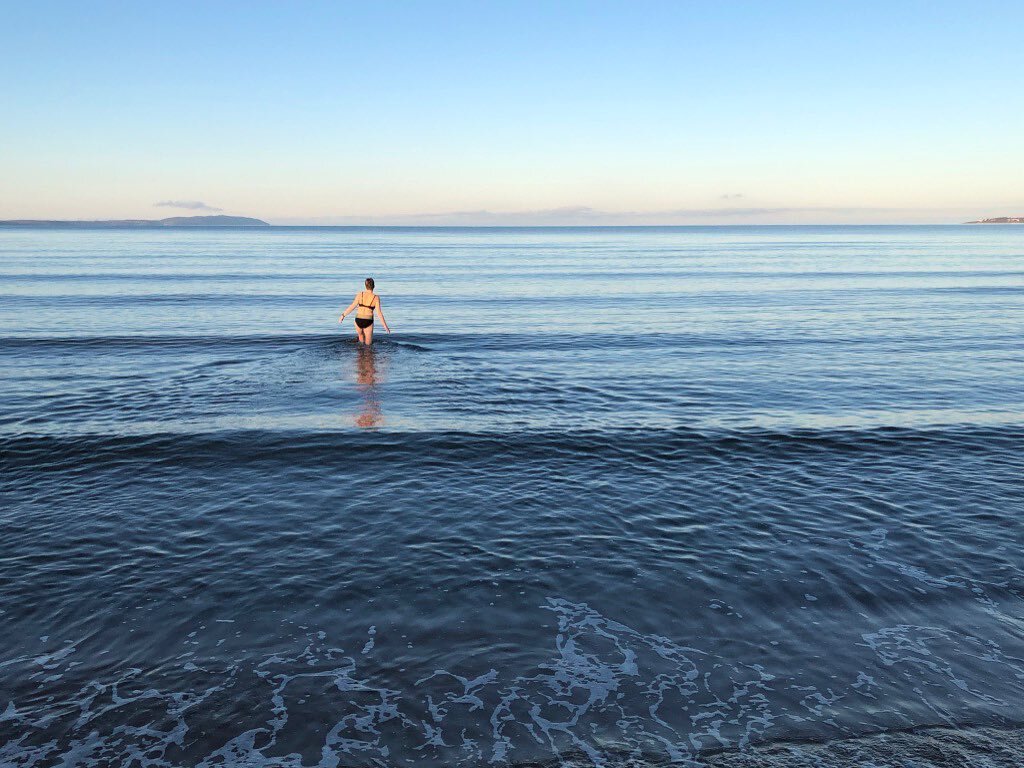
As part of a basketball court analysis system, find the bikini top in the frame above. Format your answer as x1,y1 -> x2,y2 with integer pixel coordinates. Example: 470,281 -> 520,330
358,292 -> 377,309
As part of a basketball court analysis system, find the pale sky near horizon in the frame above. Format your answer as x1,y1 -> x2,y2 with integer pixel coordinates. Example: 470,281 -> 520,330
1,1 -> 1021,224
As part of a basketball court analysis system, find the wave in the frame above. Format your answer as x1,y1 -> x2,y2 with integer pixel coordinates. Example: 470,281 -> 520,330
3,424 -> 1022,474
6,268 -> 1024,282
0,332 -> 353,351
2,284 -> 1021,311
4,597 -> 1023,767
517,724 -> 1024,766
1,329 -> 1019,353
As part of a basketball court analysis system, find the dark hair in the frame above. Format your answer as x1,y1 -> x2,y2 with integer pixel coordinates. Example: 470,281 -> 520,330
365,277 -> 375,290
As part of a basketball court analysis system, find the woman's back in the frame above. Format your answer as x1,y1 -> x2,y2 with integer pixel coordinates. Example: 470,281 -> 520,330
355,290 -> 377,318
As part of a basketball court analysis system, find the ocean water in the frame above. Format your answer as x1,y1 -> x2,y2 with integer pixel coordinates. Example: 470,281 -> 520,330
1,225 -> 1023,767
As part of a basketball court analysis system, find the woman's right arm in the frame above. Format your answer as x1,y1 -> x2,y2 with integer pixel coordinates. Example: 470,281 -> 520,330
338,295 -> 359,322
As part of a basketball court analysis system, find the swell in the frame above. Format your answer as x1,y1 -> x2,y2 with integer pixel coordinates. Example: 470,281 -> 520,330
6,268 -> 1024,281
2,284 -> 1021,309
2,330 -> 1020,353
3,425 -> 1022,474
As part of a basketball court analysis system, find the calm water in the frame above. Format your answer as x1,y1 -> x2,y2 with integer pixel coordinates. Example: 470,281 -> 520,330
1,225 -> 1023,767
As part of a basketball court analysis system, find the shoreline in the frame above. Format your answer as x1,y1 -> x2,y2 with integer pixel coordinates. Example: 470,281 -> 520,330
518,724 -> 1024,767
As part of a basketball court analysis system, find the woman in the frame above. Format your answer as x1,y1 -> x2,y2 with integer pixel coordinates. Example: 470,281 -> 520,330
339,277 -> 391,345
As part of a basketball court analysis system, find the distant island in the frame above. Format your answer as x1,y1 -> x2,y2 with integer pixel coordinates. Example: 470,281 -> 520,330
965,217 -> 1024,224
0,215 -> 269,227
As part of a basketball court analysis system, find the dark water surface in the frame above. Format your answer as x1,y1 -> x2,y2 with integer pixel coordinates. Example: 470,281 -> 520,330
1,226 -> 1023,766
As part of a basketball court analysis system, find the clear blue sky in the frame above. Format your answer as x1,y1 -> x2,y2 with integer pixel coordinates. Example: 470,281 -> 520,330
2,1 -> 1021,223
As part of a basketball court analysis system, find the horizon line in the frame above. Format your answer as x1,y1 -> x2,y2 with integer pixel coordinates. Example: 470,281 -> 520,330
1,221 -> 1007,229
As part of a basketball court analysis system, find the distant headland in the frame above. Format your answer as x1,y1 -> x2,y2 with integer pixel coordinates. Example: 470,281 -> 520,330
0,215 -> 269,228
965,217 -> 1024,224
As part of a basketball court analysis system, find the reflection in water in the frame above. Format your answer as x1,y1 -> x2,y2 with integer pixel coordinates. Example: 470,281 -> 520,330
354,345 -> 384,428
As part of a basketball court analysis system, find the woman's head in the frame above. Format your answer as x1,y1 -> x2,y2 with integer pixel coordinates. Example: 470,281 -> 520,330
365,277 -> 375,290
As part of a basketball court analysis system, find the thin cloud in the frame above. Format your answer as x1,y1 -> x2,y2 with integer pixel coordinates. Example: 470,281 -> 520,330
281,205 -> 957,226
154,200 -> 223,212
720,193 -> 745,200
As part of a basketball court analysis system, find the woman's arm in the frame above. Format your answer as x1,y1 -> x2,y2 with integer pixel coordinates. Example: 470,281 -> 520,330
338,295 -> 359,322
375,298 -> 391,333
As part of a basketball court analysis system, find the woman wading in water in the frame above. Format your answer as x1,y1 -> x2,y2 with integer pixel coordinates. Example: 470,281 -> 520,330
339,277 -> 391,345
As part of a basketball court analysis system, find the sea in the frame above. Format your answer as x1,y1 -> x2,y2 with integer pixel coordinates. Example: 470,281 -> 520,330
1,225 -> 1022,767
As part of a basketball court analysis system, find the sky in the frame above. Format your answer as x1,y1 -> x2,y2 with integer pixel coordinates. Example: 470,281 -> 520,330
1,0 -> 1021,224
